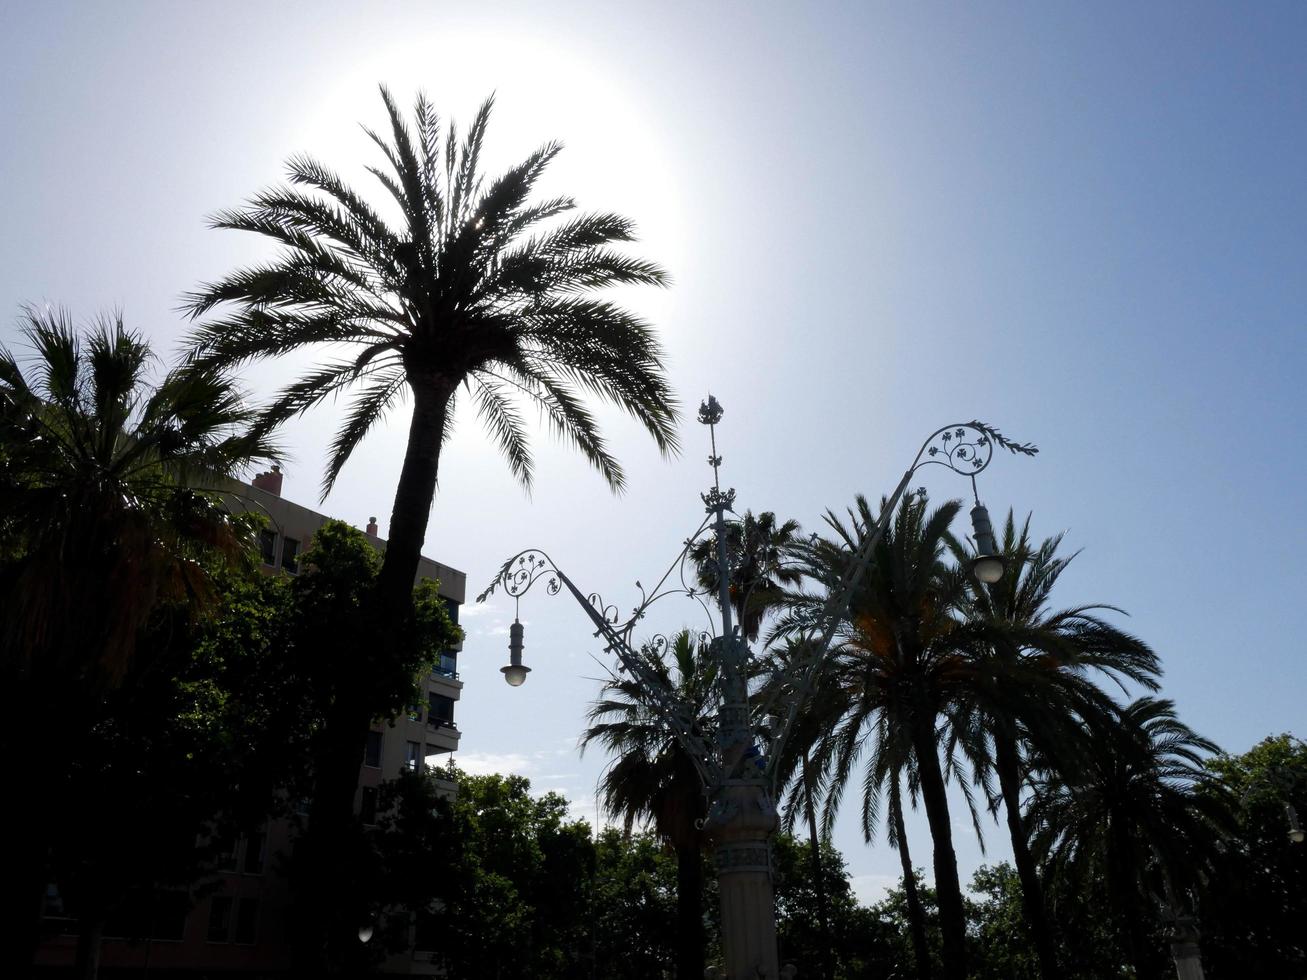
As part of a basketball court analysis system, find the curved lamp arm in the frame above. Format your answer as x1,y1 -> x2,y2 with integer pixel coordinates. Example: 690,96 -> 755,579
478,548 -> 724,788
765,421 -> 1037,785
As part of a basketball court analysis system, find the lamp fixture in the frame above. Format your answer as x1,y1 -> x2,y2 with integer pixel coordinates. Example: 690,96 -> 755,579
501,619 -> 530,686
969,501 -> 1005,584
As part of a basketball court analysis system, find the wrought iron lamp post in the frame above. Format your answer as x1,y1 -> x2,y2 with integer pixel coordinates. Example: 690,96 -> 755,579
479,399 -> 1036,980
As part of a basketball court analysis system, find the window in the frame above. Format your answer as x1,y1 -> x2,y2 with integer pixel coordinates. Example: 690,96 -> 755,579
415,908 -> 441,952
363,730 -> 382,768
44,883 -> 64,918
151,890 -> 189,942
405,741 -> 421,771
435,653 -> 458,678
212,834 -> 239,872
280,537 -> 300,573
407,703 -> 423,722
360,785 -> 378,825
428,694 -> 455,727
259,529 -> 277,565
207,895 -> 233,943
444,599 -> 460,625
242,831 -> 266,875
234,897 -> 259,945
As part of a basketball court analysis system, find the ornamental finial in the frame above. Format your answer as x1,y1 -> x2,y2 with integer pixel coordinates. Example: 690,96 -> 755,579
697,393 -> 733,512
698,395 -> 724,426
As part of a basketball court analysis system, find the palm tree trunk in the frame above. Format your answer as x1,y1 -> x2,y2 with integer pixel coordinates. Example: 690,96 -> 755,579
910,720 -> 967,980
1106,841 -> 1153,980
74,908 -> 104,980
801,754 -> 835,980
674,843 -> 705,980
891,778 -> 932,980
375,378 -> 452,616
4,698 -> 60,978
994,734 -> 1058,980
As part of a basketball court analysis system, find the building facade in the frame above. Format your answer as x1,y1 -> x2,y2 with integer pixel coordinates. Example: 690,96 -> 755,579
38,468 -> 466,975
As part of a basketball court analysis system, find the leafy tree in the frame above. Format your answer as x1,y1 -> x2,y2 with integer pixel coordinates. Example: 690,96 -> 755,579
47,518 -> 463,979
965,864 -> 1040,980
582,629 -> 716,979
279,520 -> 461,973
965,862 -> 1125,980
183,87 -> 679,639
53,644 -> 227,976
50,572 -> 292,980
869,870 -> 944,980
1199,734 -> 1307,977
590,828 -> 683,979
0,309 -> 274,974
412,770 -> 596,979
359,768 -> 459,966
772,833 -> 897,979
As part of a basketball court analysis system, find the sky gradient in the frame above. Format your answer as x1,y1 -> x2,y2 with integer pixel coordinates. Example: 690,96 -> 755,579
3,1 -> 1304,903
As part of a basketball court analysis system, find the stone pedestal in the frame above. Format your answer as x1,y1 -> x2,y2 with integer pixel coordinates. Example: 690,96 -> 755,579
706,779 -> 781,980
1167,916 -> 1205,980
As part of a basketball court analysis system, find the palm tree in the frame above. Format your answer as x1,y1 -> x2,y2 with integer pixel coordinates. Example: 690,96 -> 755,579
759,638 -> 844,980
1027,698 -> 1230,980
888,775 -> 935,980
949,512 -> 1161,980
771,641 -> 934,980
689,509 -> 804,641
184,87 -> 679,629
0,307 -> 275,977
581,630 -> 717,980
1,309 -> 274,684
777,493 -> 982,980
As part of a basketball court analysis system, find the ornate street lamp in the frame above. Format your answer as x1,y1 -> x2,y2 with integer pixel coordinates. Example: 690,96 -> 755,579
501,619 -> 530,686
479,400 -> 1036,979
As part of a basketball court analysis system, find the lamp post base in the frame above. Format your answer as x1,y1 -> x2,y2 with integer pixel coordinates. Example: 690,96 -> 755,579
1166,915 -> 1205,980
707,779 -> 781,980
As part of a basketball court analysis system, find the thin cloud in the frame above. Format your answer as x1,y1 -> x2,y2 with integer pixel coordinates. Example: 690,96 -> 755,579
849,873 -> 898,906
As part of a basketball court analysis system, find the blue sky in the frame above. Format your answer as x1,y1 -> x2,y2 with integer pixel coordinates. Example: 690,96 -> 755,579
3,1 -> 1304,903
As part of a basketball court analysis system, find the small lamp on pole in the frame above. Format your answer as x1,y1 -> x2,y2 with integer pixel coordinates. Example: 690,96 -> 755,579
969,501 -> 1005,584
501,618 -> 530,687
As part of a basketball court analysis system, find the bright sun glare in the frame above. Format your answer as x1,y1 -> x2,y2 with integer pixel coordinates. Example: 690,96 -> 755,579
285,31 -> 688,278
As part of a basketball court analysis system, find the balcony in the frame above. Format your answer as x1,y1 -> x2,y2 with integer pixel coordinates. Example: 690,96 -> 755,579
426,654 -> 461,691
426,722 -> 459,753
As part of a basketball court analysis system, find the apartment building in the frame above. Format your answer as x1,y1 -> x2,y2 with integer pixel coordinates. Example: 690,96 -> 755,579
38,467 -> 466,975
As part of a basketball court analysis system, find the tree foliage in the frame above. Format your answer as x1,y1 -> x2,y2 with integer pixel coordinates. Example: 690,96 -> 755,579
0,310 -> 275,974
1198,734 -> 1307,977
582,629 -> 717,979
